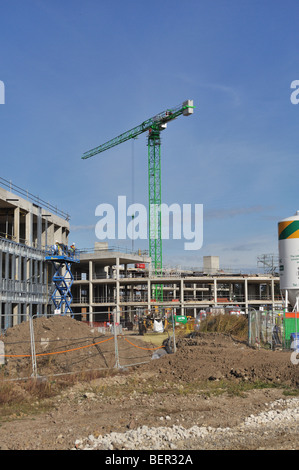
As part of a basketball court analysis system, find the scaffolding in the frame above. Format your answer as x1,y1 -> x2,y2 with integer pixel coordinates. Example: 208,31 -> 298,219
257,253 -> 279,275
45,244 -> 80,316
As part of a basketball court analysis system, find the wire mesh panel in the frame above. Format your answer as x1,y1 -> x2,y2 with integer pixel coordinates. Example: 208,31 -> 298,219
0,311 -> 167,380
248,309 -> 285,349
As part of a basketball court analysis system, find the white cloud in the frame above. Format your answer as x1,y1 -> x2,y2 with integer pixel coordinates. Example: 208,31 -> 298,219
205,205 -> 273,220
70,224 -> 95,232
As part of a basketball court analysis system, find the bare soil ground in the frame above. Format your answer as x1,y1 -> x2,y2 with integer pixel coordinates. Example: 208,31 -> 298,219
0,316 -> 298,451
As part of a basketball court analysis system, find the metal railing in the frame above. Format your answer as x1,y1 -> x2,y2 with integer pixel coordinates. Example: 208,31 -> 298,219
78,246 -> 149,256
120,294 -> 149,303
73,273 -> 89,281
45,245 -> 80,262
0,176 -> 70,221
91,296 -> 116,304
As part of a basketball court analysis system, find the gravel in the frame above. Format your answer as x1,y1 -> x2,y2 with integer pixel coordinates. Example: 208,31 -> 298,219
73,397 -> 299,450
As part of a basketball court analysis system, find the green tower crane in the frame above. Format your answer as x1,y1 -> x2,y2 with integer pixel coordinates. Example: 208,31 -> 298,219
82,99 -> 194,301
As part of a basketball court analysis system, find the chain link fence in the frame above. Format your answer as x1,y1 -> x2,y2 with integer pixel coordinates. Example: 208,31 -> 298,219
1,308 -> 297,382
0,310 -> 179,381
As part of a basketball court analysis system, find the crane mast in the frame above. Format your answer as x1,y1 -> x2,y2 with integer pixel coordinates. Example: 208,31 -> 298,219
82,100 -> 194,301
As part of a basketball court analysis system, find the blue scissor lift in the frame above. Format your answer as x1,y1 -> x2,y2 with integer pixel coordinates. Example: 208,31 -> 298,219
45,244 -> 80,317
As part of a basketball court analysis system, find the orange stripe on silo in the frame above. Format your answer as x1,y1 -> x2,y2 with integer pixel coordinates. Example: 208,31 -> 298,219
278,221 -> 293,236
287,229 -> 299,239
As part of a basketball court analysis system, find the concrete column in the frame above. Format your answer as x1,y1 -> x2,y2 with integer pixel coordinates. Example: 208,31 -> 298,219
23,256 -> 27,282
89,260 -> 93,322
116,257 -> 120,323
14,207 -> 20,243
0,250 -> 2,280
28,258 -> 32,289
37,207 -> 42,249
54,226 -> 62,243
229,282 -> 233,302
5,252 -> 9,281
11,254 -> 16,302
41,217 -> 48,248
21,303 -> 26,323
244,278 -> 248,312
147,278 -> 151,312
173,283 -> 177,300
13,304 -> 18,326
17,255 -> 21,281
34,259 -> 38,283
47,222 -> 54,247
25,212 -> 32,247
266,283 -> 270,301
214,278 -> 217,305
62,228 -> 67,245
5,302 -> 12,329
180,278 -> 184,315
11,254 -> 16,282
43,261 -> 48,286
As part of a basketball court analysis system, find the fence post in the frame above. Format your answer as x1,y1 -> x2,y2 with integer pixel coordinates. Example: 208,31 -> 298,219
113,311 -> 121,369
0,340 -> 4,366
172,311 -> 177,353
248,307 -> 258,347
29,314 -> 38,378
248,309 -> 251,346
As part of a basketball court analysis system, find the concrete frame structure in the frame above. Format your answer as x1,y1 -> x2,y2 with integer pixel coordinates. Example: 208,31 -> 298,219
0,178 -> 283,333
0,178 -> 70,330
71,245 -> 282,324
71,243 -> 151,323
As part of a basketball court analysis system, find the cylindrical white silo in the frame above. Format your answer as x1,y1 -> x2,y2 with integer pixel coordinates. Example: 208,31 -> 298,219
278,211 -> 299,310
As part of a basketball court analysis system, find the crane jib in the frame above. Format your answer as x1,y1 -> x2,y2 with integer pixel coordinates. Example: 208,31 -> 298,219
81,100 -> 194,159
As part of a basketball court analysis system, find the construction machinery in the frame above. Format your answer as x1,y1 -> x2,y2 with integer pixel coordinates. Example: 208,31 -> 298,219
82,100 -> 194,300
45,244 -> 80,317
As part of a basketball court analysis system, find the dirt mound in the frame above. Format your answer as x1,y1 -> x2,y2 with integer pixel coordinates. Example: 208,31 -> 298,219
1,319 -> 298,389
0,316 -> 153,378
145,332 -> 299,388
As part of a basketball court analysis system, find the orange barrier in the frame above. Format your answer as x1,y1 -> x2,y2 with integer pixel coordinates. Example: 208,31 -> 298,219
0,336 -> 114,358
0,334 -> 165,359
120,336 -> 164,351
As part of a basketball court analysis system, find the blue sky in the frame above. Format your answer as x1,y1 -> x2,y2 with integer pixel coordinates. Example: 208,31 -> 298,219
0,0 -> 299,271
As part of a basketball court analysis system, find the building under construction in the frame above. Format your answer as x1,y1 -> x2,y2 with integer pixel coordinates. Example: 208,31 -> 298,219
0,178 -> 283,332
0,178 -> 70,330
71,245 -> 282,326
